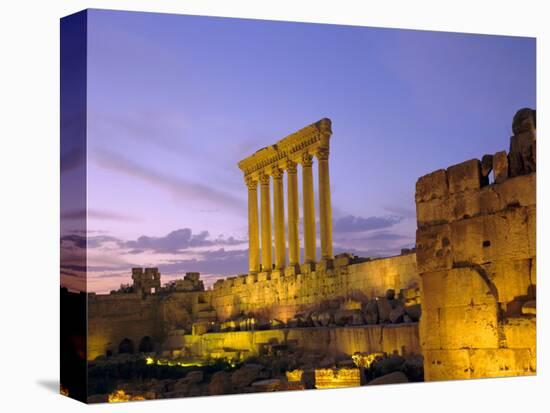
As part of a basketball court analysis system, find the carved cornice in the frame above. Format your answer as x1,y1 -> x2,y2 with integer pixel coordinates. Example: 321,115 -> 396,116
238,118 -> 332,178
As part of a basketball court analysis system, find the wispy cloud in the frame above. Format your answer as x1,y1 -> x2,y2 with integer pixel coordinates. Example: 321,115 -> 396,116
333,214 -> 403,233
90,111 -> 193,155
91,148 -> 245,211
125,228 -> 245,254
61,209 -> 139,222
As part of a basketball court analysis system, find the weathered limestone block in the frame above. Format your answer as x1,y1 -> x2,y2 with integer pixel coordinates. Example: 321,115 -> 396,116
493,151 -> 509,184
423,349 -> 472,381
389,304 -> 405,323
477,187 -> 502,215
381,324 -> 421,356
438,303 -> 499,349
419,308 -> 441,350
334,309 -> 364,326
503,317 -> 536,351
404,303 -> 421,321
421,268 -> 497,311
447,159 -> 482,194
449,209 -> 531,264
497,173 -> 536,209
417,197 -> 451,227
363,300 -> 379,324
509,128 -> 536,178
526,205 -> 536,258
469,348 -> 533,378
415,169 -> 448,202
416,223 -> 452,273
483,259 -> 532,304
449,174 -> 535,219
257,272 -> 270,282
449,189 -> 482,221
314,368 -> 361,389
334,253 -> 352,267
377,297 -> 393,323
512,108 -> 536,135
246,274 -> 257,284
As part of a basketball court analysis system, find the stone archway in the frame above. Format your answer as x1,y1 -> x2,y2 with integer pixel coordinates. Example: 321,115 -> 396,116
138,336 -> 154,353
118,338 -> 135,354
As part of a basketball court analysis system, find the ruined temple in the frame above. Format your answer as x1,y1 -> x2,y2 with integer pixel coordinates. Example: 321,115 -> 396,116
87,109 -> 536,386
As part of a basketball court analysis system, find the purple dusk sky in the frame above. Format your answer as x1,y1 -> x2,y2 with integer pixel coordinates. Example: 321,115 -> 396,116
62,9 -> 535,293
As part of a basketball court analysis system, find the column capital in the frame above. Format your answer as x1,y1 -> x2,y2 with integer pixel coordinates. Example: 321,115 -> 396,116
245,176 -> 258,191
301,152 -> 314,167
316,146 -> 330,161
272,167 -> 283,180
259,172 -> 270,186
286,159 -> 298,174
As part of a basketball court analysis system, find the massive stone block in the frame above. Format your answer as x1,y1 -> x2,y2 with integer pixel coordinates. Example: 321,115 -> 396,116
449,209 -> 531,264
447,159 -> 482,194
416,224 -> 453,273
509,130 -> 536,177
416,118 -> 536,382
483,259 -> 532,304
416,169 -> 448,202
418,308 -> 441,350
493,151 -> 509,184
421,268 -> 496,311
437,304 -> 499,349
423,349 -> 472,381
469,348 -> 533,378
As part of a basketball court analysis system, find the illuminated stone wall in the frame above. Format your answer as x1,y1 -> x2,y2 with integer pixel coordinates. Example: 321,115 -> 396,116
165,324 -> 420,359
209,253 -> 419,322
86,254 -> 418,361
88,291 -> 202,360
415,112 -> 536,380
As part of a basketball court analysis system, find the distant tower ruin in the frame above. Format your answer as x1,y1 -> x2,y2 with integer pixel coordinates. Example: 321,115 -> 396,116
131,267 -> 161,295
238,118 -> 334,275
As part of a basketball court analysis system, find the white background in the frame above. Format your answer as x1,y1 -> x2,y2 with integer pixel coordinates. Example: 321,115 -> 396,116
0,0 -> 547,411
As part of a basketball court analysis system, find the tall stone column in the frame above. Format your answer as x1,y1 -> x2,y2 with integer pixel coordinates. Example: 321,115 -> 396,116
301,152 -> 316,263
246,176 -> 260,274
272,167 -> 286,270
317,147 -> 333,259
286,160 -> 300,268
259,172 -> 272,271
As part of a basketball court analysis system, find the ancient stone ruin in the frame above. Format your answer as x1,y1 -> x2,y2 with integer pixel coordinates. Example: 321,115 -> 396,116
416,107 -> 536,380
86,109 -> 536,401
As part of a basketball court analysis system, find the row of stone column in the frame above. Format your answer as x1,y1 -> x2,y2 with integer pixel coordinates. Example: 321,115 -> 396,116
245,148 -> 333,274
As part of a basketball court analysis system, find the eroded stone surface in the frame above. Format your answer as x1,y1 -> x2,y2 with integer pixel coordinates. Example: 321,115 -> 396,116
416,111 -> 536,381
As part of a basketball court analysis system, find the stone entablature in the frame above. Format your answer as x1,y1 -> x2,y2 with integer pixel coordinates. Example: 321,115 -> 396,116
238,119 -> 334,274
238,118 -> 332,177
